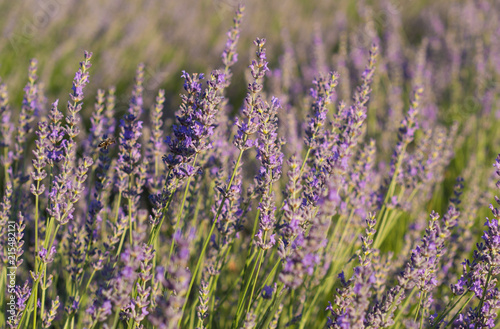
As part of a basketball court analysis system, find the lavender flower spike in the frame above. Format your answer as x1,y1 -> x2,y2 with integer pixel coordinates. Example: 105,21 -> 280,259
448,155 -> 500,328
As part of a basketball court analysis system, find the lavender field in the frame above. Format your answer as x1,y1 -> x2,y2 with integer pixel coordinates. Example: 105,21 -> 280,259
1,0 -> 500,328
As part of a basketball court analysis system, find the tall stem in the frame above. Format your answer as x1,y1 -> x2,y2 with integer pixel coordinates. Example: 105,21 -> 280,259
178,149 -> 244,327
444,293 -> 474,328
247,244 -> 266,315
475,267 -> 492,329
169,155 -> 198,260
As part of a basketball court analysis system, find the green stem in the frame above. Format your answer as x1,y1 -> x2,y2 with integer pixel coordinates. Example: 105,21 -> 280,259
116,226 -> 127,258
31,223 -> 61,329
168,155 -> 198,260
373,145 -> 407,248
182,220 -> 215,324
84,269 -> 97,292
111,308 -> 121,329
0,267 -> 5,324
32,284 -> 38,329
88,310 -> 101,329
288,289 -> 294,324
382,289 -> 404,326
234,184 -> 272,323
35,181 -> 40,267
257,261 -> 280,297
246,245 -> 266,315
178,149 -> 245,327
257,284 -> 285,329
419,304 -> 425,329
299,147 -> 311,177
128,197 -> 133,245
18,221 -> 60,329
3,147 -> 10,187
299,215 -> 350,327
113,191 -> 123,224
206,243 -> 233,327
430,294 -> 463,328
234,237 -> 259,315
475,268 -> 492,329
207,271 -> 217,328
233,251 -> 261,327
393,287 -> 416,325
147,169 -> 176,246
40,266 -> 47,324
444,293 -> 474,328
414,291 -> 423,323
63,317 -> 69,329
297,275 -> 318,329
216,251 -> 258,308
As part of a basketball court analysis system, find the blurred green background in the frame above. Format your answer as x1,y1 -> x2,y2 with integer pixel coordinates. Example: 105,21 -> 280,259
0,0 -> 429,112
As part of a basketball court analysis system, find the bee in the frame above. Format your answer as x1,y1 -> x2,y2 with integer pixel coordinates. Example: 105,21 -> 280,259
98,137 -> 116,150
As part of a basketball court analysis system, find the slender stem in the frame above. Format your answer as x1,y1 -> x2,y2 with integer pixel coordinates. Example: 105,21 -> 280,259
88,310 -> 101,329
147,169 -> 176,246
393,287 -> 416,325
382,289 -> 404,326
373,145 -> 407,248
32,284 -> 38,329
234,182 -> 272,322
299,213 -> 349,328
33,182 -> 40,329
206,242 -> 233,326
112,190 -> 126,257
207,268 -> 218,328
63,317 -> 69,329
244,260 -> 282,325
40,266 -> 47,324
235,238 -> 259,315
31,223 -> 61,329
179,149 -> 245,327
204,238 -> 233,327
431,294 -> 463,328
150,234 -> 159,305
111,308 -> 121,329
179,217 -> 216,327
233,250 -> 261,326
332,209 -> 355,258
419,304 -> 425,329
257,284 -> 285,329
475,267 -> 492,329
378,210 -> 402,248
35,181 -> 40,267
3,147 -> 10,187
128,196 -> 133,245
18,221 -> 60,329
116,226 -> 127,258
299,147 -> 311,178
444,293 -> 474,328
113,191 -> 123,224
84,269 -> 97,292
250,197 -> 263,240
0,267 -> 5,324
247,243 -> 266,315
169,155 -> 198,260
256,261 -> 280,298
62,314 -> 74,329
216,251 -> 258,308
414,291 -> 423,322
